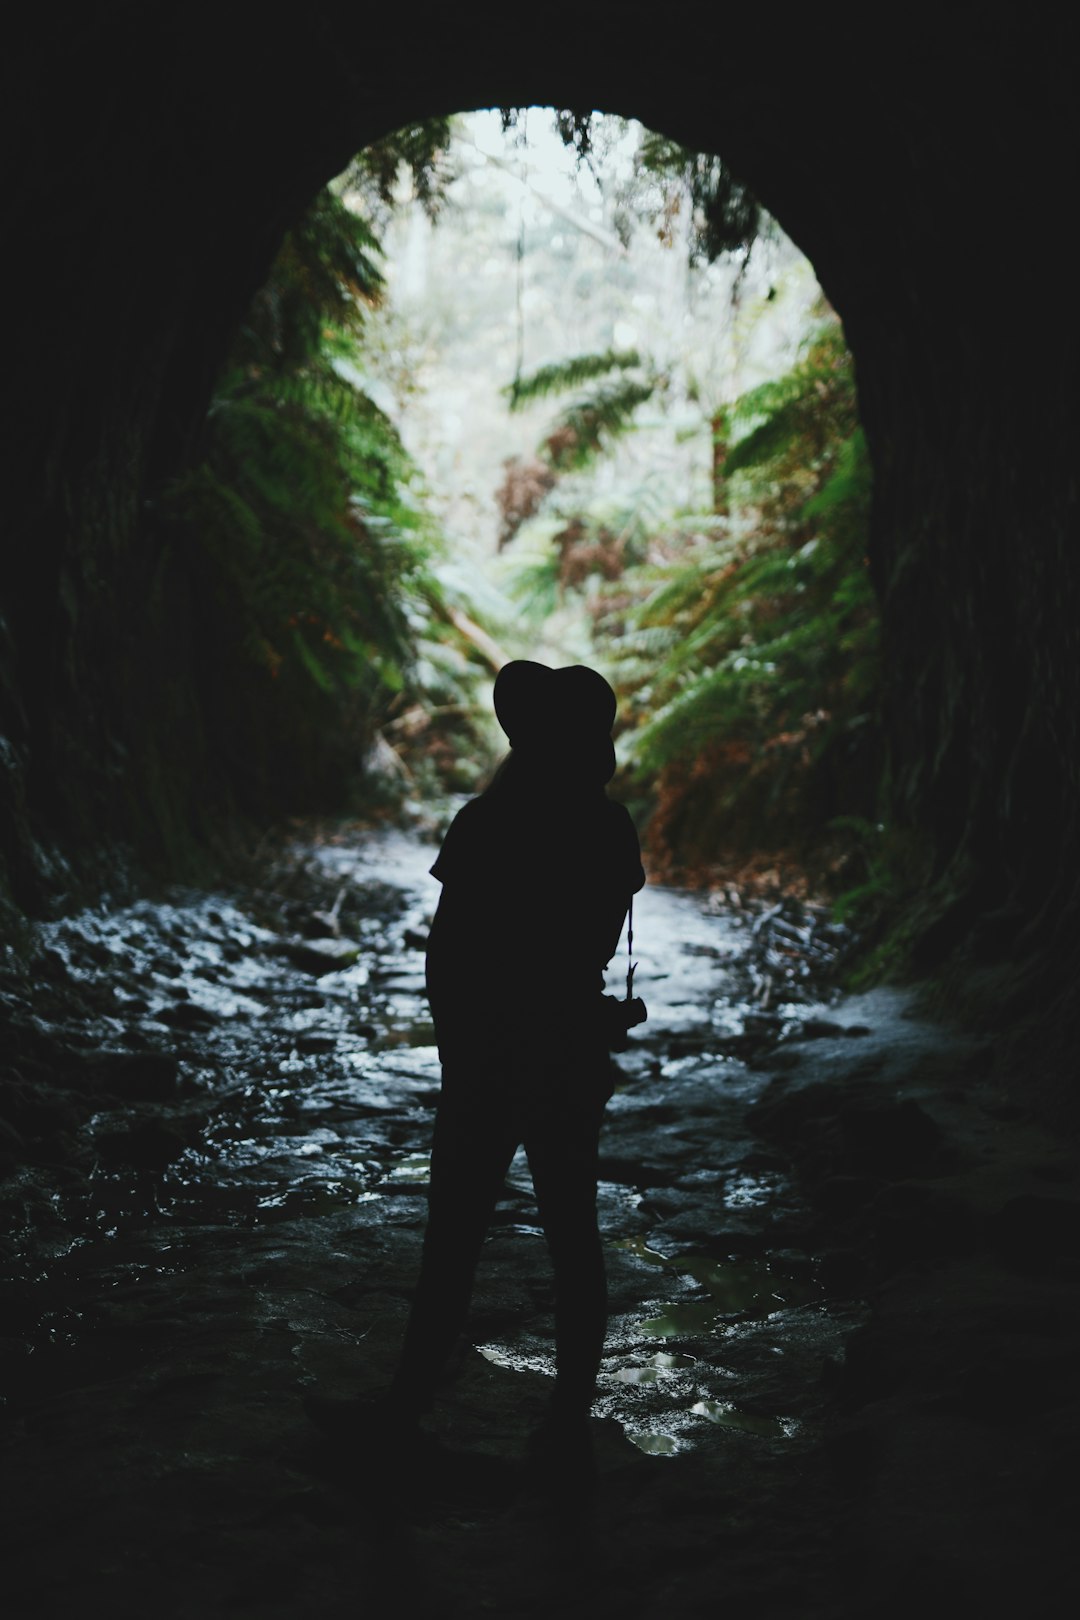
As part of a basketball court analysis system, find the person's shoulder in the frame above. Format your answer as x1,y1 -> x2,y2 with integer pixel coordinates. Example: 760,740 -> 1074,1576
430,796 -> 485,880
431,792 -> 515,880
446,795 -> 487,830
601,796 -> 646,887
603,797 -> 639,837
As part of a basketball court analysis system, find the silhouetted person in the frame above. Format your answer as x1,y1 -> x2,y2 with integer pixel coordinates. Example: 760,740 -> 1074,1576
390,660 -> 645,1451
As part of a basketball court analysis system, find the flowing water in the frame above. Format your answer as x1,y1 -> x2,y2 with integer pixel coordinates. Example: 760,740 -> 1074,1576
5,821 -> 1066,1620
3,822 -> 866,1464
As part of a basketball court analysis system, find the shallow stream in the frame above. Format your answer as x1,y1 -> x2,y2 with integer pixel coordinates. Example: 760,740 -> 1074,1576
3,823 -> 866,1459
4,821 -> 1071,1618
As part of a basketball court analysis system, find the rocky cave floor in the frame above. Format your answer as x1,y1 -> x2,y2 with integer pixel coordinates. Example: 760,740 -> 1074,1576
1,821 -> 1078,1618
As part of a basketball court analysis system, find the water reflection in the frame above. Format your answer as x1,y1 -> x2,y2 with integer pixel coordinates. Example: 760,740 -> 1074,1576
12,825 -> 856,1464
691,1399 -> 794,1438
614,1236 -> 819,1336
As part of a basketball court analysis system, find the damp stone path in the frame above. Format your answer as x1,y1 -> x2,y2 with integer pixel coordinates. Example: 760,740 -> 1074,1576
2,822 -> 1078,1618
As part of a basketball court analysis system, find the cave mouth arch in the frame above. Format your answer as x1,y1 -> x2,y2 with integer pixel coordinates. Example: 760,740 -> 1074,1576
253,104 -> 875,874
3,12 -> 1076,1055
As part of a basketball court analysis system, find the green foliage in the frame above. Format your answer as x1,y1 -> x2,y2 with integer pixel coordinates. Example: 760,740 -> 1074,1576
235,190 -> 384,379
494,266 -> 876,867
507,348 -> 654,470
506,349 -> 641,410
507,550 -> 563,624
505,480 -> 668,623
340,119 -> 456,226
542,377 -> 658,472
823,817 -> 935,986
497,113 -> 764,266
164,167 -> 491,813
500,107 -> 595,163
496,349 -> 658,539
631,132 -> 763,264
606,321 -> 878,859
495,351 -> 658,547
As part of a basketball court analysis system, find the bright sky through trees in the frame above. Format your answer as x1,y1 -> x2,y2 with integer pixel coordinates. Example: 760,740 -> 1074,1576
357,110 -> 823,595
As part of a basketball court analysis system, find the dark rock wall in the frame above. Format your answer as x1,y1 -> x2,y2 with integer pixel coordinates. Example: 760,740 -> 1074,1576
3,8 -> 1076,1009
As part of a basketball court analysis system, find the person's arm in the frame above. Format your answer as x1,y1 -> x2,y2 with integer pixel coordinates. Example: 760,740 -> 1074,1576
597,894 -> 631,971
595,804 -> 645,979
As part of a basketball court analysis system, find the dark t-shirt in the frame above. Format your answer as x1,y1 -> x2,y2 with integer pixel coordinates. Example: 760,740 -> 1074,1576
425,786 -> 645,1068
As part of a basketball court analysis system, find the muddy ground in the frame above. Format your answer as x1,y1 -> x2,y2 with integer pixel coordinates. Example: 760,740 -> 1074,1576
1,822 -> 1078,1617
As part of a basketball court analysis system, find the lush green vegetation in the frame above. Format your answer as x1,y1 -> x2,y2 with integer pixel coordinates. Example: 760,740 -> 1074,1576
166,107 -> 884,893
500,317 -> 882,883
163,126 -> 497,817
621,322 -> 879,861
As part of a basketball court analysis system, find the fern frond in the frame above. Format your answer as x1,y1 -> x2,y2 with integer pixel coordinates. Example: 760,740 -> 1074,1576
506,348 -> 641,411
544,378 -> 656,471
507,554 -> 563,623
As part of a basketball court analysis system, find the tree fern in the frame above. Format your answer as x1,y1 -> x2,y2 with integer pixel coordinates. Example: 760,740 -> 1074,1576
543,377 -> 657,472
601,319 -> 880,862
162,164 -> 495,811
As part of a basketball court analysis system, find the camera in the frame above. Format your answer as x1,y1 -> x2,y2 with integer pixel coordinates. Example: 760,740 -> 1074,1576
600,993 -> 648,1050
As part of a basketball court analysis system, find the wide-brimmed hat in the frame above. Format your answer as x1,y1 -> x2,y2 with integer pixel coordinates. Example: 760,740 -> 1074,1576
493,660 -> 617,780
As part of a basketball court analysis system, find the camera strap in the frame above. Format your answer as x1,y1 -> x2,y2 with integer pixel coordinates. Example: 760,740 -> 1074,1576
625,894 -> 637,1003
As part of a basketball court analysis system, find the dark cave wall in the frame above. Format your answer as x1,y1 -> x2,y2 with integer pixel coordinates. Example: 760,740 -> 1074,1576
2,6 -> 1076,997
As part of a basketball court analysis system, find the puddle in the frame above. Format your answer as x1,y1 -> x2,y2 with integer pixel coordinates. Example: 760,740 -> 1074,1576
612,1351 -> 698,1384
385,1152 -> 431,1183
620,1396 -> 798,1456
637,1301 -> 731,1338
476,1344 -> 554,1377
628,1431 -> 681,1455
615,1236 -> 818,1338
691,1399 -> 796,1438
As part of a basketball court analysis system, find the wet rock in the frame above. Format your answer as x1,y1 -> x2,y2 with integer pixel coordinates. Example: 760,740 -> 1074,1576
272,937 -> 361,975
154,1001 -> 217,1032
653,1208 -> 762,1247
748,1081 -> 950,1179
3,828 -> 1074,1619
0,1072 -> 82,1141
151,954 -> 184,977
746,1076 -> 849,1142
294,1032 -> 338,1055
795,1018 -> 847,1040
32,946 -> 70,983
94,1115 -> 200,1169
597,1154 -> 677,1188
80,1049 -> 181,1102
764,1049 -> 802,1073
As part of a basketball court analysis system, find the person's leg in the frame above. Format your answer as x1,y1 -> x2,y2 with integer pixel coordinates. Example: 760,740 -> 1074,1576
525,1100 -> 607,1421
390,1091 -> 517,1413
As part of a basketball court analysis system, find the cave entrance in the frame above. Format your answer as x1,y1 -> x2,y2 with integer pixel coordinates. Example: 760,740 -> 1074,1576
188,105 -> 878,894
